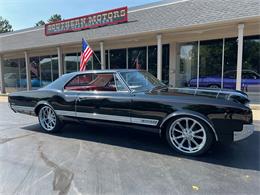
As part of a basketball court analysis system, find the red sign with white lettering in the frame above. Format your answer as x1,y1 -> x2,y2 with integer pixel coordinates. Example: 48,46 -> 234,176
45,7 -> 128,36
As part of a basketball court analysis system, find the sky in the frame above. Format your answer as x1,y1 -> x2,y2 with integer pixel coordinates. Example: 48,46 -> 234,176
0,0 -> 160,30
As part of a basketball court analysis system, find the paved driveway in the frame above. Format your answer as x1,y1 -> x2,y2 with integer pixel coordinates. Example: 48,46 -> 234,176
0,102 -> 259,195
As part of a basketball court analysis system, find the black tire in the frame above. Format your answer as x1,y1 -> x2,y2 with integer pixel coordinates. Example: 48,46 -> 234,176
208,84 -> 220,89
165,116 -> 214,156
38,105 -> 63,133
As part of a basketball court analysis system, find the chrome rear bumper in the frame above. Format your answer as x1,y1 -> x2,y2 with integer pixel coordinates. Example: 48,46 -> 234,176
234,124 -> 254,142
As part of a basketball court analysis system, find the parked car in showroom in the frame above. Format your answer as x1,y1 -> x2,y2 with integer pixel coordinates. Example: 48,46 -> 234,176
8,70 -> 254,156
188,70 -> 260,92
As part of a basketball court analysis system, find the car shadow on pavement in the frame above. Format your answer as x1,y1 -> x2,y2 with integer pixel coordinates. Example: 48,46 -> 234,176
22,122 -> 260,171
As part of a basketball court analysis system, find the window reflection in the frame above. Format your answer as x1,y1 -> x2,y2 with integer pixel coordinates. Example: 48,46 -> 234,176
199,39 -> 223,88
148,46 -> 157,77
162,44 -> 170,84
110,49 -> 126,69
128,47 -> 147,70
242,35 -> 260,93
65,53 -> 79,73
178,42 -> 198,88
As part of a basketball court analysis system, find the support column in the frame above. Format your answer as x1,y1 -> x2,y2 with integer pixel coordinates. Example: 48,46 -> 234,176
0,55 -> 6,94
236,24 -> 244,91
169,42 -> 178,88
57,47 -> 63,77
157,34 -> 162,81
24,51 -> 31,91
100,42 -> 106,70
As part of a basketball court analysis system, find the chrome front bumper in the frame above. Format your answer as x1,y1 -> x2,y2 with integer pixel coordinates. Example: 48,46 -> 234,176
234,124 -> 254,142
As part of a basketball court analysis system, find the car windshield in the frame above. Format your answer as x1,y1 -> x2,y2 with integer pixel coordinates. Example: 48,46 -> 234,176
119,71 -> 165,92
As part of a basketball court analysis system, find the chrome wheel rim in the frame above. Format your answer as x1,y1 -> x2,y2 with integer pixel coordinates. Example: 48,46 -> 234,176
39,106 -> 56,131
169,117 -> 206,154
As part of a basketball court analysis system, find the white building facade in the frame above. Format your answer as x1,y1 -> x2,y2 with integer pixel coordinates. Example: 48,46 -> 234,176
0,0 -> 259,100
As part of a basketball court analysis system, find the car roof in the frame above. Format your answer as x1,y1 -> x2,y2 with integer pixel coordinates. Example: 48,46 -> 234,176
41,69 -> 142,90
76,69 -> 140,74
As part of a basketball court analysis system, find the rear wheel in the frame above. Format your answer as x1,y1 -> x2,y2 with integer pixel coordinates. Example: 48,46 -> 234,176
208,84 -> 220,89
166,116 -> 213,156
38,105 -> 63,133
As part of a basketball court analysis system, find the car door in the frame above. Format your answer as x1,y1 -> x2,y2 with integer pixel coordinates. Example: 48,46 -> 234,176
75,72 -> 132,124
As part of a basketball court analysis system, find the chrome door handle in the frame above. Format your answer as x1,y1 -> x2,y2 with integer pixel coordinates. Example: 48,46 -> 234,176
77,96 -> 88,102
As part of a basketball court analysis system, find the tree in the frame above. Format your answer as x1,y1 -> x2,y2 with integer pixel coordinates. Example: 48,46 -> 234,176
48,14 -> 62,23
35,20 -> 45,27
0,16 -> 13,33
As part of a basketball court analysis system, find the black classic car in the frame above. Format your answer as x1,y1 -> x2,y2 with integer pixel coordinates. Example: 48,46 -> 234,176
8,70 -> 254,156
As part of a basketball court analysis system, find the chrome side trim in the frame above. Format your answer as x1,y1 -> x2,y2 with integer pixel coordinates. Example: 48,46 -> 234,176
11,105 -> 34,112
55,110 -> 159,126
234,124 -> 254,141
56,110 -> 76,117
160,112 -> 219,141
131,117 -> 159,126
77,112 -> 131,123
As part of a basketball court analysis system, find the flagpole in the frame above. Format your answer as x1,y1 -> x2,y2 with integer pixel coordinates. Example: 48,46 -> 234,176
84,38 -> 102,66
92,51 -> 102,66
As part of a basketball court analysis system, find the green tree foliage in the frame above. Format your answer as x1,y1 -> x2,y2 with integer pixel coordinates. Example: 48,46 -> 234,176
35,20 -> 45,27
0,16 -> 13,33
47,14 -> 62,23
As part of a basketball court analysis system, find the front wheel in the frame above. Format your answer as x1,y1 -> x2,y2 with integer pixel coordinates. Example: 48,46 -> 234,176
166,116 -> 213,156
38,105 -> 63,133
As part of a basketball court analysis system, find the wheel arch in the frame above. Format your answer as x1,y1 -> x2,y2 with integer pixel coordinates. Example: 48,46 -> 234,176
34,101 -> 55,116
159,111 -> 218,141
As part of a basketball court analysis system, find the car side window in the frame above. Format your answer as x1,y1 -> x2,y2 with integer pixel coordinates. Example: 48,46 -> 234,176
64,73 -> 127,92
114,75 -> 128,92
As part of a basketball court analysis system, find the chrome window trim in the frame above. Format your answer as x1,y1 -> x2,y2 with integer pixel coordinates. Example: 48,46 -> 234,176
62,72 -> 131,94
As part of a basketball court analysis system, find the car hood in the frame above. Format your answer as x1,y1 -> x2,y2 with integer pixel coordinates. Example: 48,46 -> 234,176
147,87 -> 250,105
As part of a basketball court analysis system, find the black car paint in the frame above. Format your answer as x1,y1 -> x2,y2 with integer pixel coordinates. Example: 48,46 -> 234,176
8,70 -> 253,143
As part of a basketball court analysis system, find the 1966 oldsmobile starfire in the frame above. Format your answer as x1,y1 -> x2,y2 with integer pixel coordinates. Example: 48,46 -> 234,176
8,70 -> 254,156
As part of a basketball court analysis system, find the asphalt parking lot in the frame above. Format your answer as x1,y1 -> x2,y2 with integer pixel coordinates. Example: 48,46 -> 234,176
0,101 -> 260,195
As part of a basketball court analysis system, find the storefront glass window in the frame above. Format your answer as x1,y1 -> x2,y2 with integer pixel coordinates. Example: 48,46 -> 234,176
162,44 -> 170,84
40,56 -> 52,87
178,42 -> 198,88
110,49 -> 127,69
128,47 -> 147,70
51,55 -> 59,81
93,51 -> 101,70
148,46 -> 157,77
199,39 -> 223,88
29,57 -> 41,89
65,53 -> 79,73
242,35 -> 260,93
4,59 -> 19,91
223,38 -> 237,90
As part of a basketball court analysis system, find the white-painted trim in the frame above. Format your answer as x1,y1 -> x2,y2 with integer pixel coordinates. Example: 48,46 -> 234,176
236,24 -> 244,90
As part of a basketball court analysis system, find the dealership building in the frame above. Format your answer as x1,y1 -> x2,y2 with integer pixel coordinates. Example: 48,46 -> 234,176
0,0 -> 259,98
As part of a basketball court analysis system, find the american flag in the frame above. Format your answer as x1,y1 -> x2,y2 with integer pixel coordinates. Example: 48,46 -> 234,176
80,38 -> 93,71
